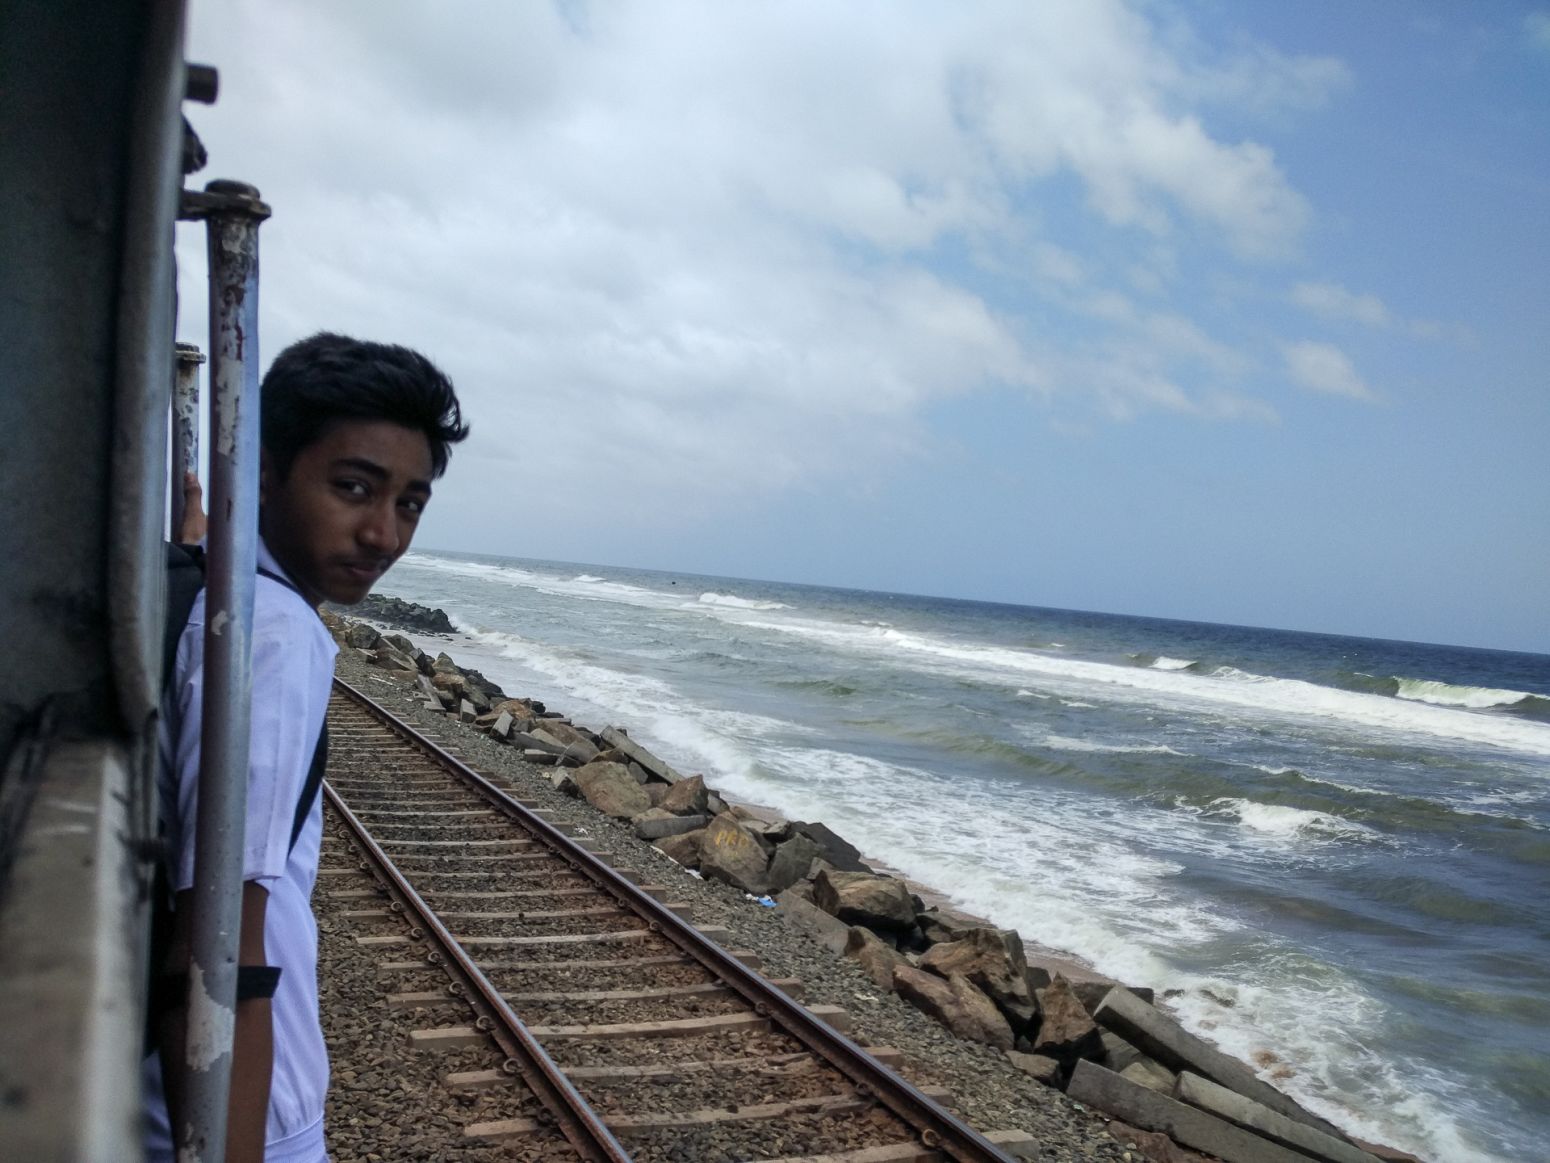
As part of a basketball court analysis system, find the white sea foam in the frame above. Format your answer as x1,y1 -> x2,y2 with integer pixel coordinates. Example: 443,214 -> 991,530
1151,656 -> 1197,670
433,600 -> 1503,1161
1044,735 -> 1181,755
1395,677 -> 1534,710
731,615 -> 1550,756
1015,689 -> 1051,699
696,591 -> 791,611
1196,797 -> 1377,844
401,554 -> 681,612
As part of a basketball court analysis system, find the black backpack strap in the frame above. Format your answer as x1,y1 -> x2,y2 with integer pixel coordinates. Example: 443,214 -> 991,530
289,725 -> 328,853
163,543 -> 207,693
254,563 -> 330,852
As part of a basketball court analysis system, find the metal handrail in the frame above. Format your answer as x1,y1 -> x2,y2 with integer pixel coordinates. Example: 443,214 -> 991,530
175,178 -> 270,1162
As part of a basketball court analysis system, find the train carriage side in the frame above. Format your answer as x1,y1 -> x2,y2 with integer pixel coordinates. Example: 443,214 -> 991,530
0,1 -> 191,1156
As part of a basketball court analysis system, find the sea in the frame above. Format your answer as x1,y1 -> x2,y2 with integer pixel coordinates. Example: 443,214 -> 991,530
375,549 -> 1550,1163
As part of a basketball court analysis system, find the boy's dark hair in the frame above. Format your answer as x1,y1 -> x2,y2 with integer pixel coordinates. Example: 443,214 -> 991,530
261,332 -> 469,479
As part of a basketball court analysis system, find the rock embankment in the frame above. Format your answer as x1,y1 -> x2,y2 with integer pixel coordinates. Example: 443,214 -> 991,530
330,591 -> 456,635
325,598 -> 1423,1163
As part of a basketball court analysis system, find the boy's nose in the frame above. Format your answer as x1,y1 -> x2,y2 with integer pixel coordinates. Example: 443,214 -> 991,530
359,504 -> 400,555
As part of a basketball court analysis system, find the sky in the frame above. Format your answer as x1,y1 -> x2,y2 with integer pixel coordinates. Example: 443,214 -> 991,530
177,1 -> 1550,654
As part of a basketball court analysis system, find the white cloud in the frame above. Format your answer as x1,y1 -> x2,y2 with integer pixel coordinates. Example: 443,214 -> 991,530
1288,281 -> 1472,343
179,0 -> 1331,534
1282,341 -> 1376,401
1290,282 -> 1392,328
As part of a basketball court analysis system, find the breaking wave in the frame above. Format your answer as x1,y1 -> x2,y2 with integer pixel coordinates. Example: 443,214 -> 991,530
697,592 -> 792,611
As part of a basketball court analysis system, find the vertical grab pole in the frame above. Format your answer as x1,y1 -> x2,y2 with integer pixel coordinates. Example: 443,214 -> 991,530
180,178 -> 270,1163
170,342 -> 204,541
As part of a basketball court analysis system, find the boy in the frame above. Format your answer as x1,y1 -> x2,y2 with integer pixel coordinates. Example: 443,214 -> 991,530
146,333 -> 468,1162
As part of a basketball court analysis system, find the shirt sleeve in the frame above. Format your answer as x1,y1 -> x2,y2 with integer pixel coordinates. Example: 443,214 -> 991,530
171,582 -> 336,891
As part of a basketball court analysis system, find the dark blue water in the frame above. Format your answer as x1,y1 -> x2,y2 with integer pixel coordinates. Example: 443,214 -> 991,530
377,550 -> 1550,1162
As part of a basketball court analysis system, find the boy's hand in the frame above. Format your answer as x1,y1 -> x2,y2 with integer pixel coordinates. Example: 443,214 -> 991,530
178,471 -> 207,543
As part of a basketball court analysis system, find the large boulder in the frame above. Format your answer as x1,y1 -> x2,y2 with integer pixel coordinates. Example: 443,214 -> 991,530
489,698 -> 537,728
530,724 -> 598,765
659,774 -> 710,816
1005,1050 -> 1061,1086
791,820 -> 869,872
919,926 -> 1036,1027
573,762 -> 651,820
342,592 -> 455,634
917,907 -> 982,946
812,869 -> 916,933
697,812 -> 771,895
844,926 -> 910,991
1033,975 -> 1101,1065
372,645 -> 417,674
431,672 -> 490,714
344,622 -> 381,651
893,966 -> 1013,1050
654,827 -> 706,866
458,664 -> 506,700
382,632 -> 417,655
764,833 -> 822,895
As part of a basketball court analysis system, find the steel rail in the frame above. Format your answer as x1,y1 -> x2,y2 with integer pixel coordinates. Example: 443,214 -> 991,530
331,676 -> 1017,1163
322,779 -> 631,1163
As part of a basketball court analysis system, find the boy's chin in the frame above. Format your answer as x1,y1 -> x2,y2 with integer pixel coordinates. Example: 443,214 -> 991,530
327,581 -> 376,607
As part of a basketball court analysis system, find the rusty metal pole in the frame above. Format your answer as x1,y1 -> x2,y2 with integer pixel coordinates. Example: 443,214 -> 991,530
180,178 -> 270,1163
170,342 -> 204,541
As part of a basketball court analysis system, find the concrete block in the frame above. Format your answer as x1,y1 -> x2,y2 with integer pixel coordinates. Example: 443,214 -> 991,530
633,812 -> 710,840
458,699 -> 476,722
1175,1072 -> 1379,1163
510,730 -> 566,755
1093,987 -> 1340,1137
491,710 -> 513,740
983,1130 -> 1040,1161
1067,1061 -> 1309,1163
599,726 -> 686,783
775,887 -> 851,954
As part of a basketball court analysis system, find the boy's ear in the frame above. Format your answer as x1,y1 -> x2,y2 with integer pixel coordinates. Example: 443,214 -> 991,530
259,448 -> 273,505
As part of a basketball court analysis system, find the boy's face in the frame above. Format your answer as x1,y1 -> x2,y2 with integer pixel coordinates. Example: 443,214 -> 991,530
260,419 -> 435,607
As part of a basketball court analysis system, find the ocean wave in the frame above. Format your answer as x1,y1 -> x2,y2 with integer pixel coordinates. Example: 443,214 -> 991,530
1394,677 -> 1538,710
1129,652 -> 1199,671
399,554 -> 682,611
1339,672 -> 1550,722
775,677 -> 859,698
697,591 -> 792,611
1015,689 -> 1052,699
1192,797 -> 1378,843
730,616 -> 1550,757
1045,735 -> 1182,755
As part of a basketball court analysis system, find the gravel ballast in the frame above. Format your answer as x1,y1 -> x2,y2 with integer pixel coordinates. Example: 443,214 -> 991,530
326,647 -> 1134,1161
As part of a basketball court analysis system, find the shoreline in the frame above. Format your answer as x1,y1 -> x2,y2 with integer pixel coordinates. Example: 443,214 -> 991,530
329,593 -> 1425,1163
728,793 -> 1116,990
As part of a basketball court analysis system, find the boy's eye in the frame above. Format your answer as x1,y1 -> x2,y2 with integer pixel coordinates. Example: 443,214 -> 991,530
400,496 -> 425,516
336,478 -> 369,497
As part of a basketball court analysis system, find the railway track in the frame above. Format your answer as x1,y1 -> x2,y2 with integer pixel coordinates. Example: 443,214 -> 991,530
320,676 -> 1028,1162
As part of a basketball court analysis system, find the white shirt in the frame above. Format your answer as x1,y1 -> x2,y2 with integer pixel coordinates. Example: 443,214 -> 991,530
143,539 -> 339,1162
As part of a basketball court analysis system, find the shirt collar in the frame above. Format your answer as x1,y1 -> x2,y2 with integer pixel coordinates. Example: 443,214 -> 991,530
256,536 -> 294,587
